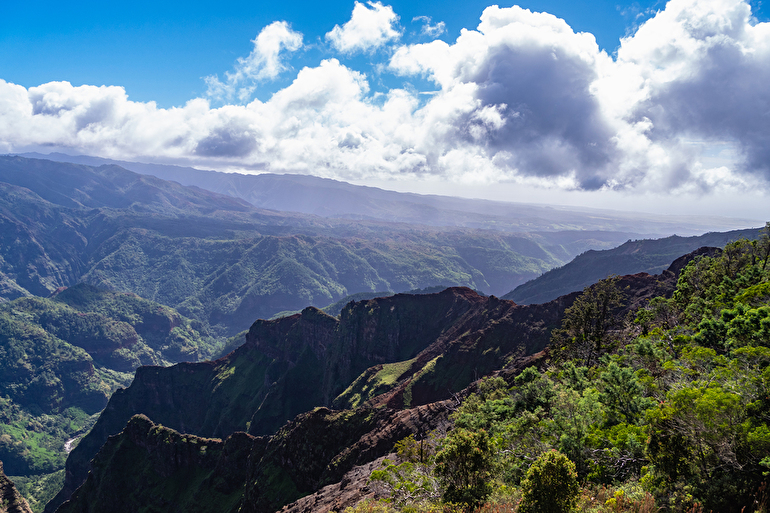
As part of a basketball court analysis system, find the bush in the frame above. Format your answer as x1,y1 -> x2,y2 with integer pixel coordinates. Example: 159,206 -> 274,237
518,450 -> 580,513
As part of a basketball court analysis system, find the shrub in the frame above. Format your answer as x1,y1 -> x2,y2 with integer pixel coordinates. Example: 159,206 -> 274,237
518,450 -> 580,513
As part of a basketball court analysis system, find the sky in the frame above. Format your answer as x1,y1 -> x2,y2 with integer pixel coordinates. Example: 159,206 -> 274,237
1,0 -> 769,220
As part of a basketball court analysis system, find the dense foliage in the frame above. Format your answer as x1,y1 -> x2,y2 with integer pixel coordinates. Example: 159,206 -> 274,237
369,231 -> 770,513
518,451 -> 579,513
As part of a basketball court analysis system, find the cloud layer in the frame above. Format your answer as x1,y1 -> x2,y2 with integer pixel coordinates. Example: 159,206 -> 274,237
2,0 -> 770,195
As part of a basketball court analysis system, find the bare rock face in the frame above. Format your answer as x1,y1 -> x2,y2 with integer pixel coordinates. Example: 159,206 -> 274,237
277,456 -> 392,513
0,462 -> 33,513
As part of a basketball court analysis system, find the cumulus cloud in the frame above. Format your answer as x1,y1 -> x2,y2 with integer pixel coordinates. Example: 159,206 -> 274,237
326,1 -> 401,54
2,0 -> 770,196
390,6 -> 619,189
205,21 -> 303,103
391,0 -> 770,191
611,0 -> 770,185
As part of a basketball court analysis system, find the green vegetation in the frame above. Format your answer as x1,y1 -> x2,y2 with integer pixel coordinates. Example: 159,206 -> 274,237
336,359 -> 417,409
518,451 -> 579,513
435,428 -> 494,509
0,400 -> 99,475
82,229 -> 559,336
368,233 -> 770,513
0,155 -> 651,339
0,282 -> 217,509
8,470 -> 64,513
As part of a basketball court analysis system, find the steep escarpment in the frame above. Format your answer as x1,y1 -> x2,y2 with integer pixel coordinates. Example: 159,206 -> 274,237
55,414 -> 259,513
335,260 -> 681,412
56,401 -> 451,513
50,288 -> 537,511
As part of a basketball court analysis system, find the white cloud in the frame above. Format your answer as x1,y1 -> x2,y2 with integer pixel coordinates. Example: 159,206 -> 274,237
391,0 -> 770,192
326,2 -> 401,54
205,21 -> 303,103
2,0 -> 770,200
391,5 -> 618,189
609,0 -> 770,186
412,16 -> 446,38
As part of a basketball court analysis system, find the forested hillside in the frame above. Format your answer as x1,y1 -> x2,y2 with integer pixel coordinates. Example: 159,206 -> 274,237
365,234 -> 770,513
0,155 -> 637,335
0,285 -> 214,510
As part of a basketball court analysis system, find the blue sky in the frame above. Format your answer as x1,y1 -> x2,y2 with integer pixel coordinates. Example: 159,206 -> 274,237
0,0 -> 687,107
1,0 -> 769,219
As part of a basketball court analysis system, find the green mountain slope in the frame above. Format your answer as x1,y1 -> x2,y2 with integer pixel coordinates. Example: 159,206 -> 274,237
0,284 -> 213,498
0,312 -> 108,476
49,263 -> 678,513
504,228 -> 763,304
0,156 -> 639,336
47,287 -> 555,511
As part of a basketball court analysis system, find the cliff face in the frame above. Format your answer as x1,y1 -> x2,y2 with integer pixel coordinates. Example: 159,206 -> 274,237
0,462 -> 33,513
56,400 -> 451,513
55,415 -> 258,513
51,287 -> 537,511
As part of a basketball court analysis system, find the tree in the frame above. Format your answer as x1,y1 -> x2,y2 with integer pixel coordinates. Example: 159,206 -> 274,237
552,276 -> 626,366
434,428 -> 494,510
369,434 -> 440,507
518,450 -> 580,513
758,222 -> 770,272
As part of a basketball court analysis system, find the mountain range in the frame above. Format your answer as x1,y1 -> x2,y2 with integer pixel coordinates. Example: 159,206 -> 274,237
1,153 -> 767,513
18,152 -> 760,236
1,155 -> 652,335
504,229 -> 762,304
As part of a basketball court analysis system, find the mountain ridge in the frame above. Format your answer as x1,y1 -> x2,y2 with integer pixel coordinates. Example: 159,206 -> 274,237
504,229 -> 763,304
48,245 -> 687,513
17,152 -> 760,235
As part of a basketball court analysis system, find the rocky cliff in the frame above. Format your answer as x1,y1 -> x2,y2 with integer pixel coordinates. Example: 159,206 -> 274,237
56,400 -> 451,513
50,287 -> 555,511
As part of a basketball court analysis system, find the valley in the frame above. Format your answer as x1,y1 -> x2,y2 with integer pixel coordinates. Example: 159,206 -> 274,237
0,154 -> 767,512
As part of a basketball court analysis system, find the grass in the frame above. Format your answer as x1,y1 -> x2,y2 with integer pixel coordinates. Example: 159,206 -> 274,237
335,358 -> 417,409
